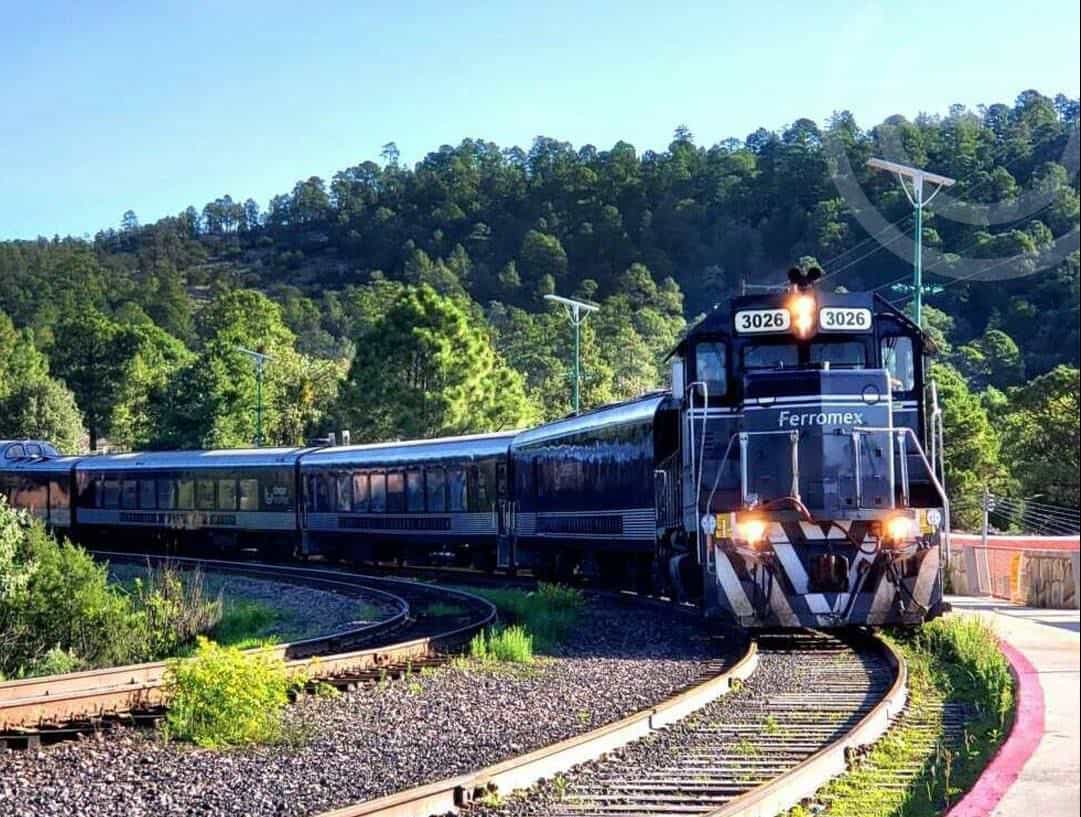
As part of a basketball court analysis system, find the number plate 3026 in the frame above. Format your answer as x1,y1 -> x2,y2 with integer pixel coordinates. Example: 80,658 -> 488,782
819,307 -> 872,331
734,308 -> 791,334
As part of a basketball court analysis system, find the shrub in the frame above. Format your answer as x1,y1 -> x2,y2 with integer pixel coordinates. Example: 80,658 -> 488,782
1,499 -> 228,677
6,518 -> 143,674
469,625 -> 534,664
132,563 -> 224,658
30,646 -> 84,676
163,637 -> 292,747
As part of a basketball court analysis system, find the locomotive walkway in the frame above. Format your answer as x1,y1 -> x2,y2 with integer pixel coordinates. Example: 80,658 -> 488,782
945,596 -> 1080,817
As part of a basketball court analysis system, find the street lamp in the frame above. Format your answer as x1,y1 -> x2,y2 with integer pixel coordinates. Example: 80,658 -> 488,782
867,158 -> 956,327
544,294 -> 600,415
236,346 -> 273,446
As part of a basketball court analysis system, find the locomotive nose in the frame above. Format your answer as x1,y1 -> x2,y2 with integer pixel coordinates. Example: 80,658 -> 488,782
741,368 -> 894,516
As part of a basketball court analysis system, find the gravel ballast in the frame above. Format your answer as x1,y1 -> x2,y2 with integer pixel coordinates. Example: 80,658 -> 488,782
0,595 -> 741,817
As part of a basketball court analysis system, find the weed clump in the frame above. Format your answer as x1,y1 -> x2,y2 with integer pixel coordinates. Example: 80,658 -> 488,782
469,625 -> 534,664
466,582 -> 584,652
163,636 -> 292,748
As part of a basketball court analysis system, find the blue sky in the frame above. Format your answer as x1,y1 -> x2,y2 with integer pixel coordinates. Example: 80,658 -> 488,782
2,0 -> 1078,239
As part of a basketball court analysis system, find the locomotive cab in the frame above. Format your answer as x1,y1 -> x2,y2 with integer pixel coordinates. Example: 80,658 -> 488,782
671,267 -> 948,628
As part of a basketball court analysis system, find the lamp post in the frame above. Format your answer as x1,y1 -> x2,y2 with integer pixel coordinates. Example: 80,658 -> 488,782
867,158 -> 956,327
236,346 -> 273,446
544,294 -> 600,415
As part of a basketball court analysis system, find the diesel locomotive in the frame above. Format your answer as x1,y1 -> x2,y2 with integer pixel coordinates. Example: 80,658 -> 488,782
1,268 -> 949,628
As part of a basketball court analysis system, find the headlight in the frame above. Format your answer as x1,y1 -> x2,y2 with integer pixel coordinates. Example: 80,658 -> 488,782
884,515 -> 916,544
789,294 -> 816,338
735,517 -> 768,546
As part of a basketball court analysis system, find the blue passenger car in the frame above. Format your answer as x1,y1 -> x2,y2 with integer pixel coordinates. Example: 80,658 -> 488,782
298,432 -> 516,567
72,448 -> 307,555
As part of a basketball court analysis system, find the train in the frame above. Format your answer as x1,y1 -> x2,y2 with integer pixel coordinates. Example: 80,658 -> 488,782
1,267 -> 949,628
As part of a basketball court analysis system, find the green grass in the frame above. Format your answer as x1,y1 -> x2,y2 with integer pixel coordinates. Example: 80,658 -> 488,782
423,601 -> 469,618
790,616 -> 1015,817
460,583 -> 585,652
208,598 -> 282,650
469,625 -> 534,664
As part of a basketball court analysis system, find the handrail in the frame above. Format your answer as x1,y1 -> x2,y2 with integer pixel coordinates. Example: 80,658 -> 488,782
728,424 -> 946,514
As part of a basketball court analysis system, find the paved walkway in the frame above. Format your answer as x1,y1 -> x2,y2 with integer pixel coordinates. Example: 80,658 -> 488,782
946,596 -> 1080,817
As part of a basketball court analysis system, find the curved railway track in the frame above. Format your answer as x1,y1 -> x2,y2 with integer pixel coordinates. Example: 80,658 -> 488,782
317,631 -> 904,817
0,553 -> 497,743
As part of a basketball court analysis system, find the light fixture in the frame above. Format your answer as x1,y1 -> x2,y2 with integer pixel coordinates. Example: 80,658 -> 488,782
735,516 -> 769,546
789,294 -> 816,338
883,514 -> 916,544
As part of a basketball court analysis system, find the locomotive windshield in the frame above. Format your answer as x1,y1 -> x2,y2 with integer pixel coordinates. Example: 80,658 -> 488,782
881,335 -> 916,391
694,342 -> 728,396
809,340 -> 866,368
743,343 -> 799,369
742,339 -> 869,370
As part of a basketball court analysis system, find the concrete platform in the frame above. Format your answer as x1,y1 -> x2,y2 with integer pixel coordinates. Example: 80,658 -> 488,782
946,596 -> 1080,817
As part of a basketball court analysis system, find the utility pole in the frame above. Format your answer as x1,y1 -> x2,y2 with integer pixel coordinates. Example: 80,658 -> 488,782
544,294 -> 600,415
867,158 -> 956,327
236,347 -> 273,446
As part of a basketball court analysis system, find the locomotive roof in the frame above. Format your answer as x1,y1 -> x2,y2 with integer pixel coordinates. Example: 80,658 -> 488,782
667,289 -> 926,359
300,430 -> 520,467
511,392 -> 674,449
75,447 -> 311,472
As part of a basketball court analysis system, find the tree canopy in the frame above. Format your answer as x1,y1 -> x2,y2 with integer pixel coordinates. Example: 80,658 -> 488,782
0,89 -> 1077,521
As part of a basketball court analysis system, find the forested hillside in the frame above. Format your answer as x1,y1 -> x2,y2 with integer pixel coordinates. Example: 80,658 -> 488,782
1,89 -> 1078,513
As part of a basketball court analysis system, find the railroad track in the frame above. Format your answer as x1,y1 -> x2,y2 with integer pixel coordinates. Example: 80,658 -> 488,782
317,631 -> 905,817
0,553 -> 497,745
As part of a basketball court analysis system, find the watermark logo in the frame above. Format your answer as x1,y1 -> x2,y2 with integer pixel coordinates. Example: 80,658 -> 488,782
825,121 -> 1079,283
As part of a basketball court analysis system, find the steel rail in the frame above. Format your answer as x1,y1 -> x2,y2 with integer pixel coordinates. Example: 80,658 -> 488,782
0,554 -> 497,732
314,632 -> 904,817
314,642 -> 760,817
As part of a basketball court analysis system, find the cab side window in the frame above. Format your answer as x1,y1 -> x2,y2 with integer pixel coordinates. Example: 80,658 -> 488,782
881,336 -> 916,392
694,342 -> 727,398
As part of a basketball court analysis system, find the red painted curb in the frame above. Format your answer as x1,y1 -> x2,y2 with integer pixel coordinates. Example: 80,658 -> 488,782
945,638 -> 1045,817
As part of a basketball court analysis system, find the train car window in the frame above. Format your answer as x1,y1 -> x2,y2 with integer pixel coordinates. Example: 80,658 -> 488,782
387,472 -> 405,513
218,479 -> 238,511
314,475 -> 333,512
809,340 -> 866,369
121,480 -> 138,509
15,478 -> 46,512
196,479 -> 216,510
370,472 -> 387,512
426,467 -> 447,512
238,479 -> 259,511
743,343 -> 798,369
5,445 -> 25,459
262,472 -> 293,510
177,479 -> 194,510
406,471 -> 424,512
473,466 -> 490,510
49,479 -> 70,510
694,342 -> 728,397
881,336 -> 916,392
26,444 -> 43,457
447,468 -> 467,512
158,479 -> 177,510
351,473 -> 369,512
77,475 -> 95,507
139,479 -> 157,510
335,474 -> 352,512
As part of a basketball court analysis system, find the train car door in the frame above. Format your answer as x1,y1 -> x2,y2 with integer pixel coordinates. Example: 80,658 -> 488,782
496,460 -> 516,570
